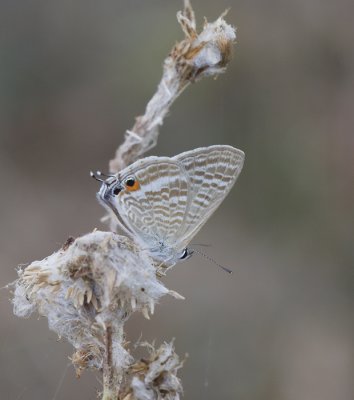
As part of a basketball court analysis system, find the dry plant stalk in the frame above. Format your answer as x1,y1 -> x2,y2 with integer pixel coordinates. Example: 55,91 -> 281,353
11,1 -> 236,399
109,1 -> 235,173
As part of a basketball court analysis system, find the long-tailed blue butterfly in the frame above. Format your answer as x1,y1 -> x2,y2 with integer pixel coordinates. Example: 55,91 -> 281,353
92,145 -> 244,266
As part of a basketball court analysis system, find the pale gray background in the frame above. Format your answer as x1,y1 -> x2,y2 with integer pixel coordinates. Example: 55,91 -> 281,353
0,1 -> 353,399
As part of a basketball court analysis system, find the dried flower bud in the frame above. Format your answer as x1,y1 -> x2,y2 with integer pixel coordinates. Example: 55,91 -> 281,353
120,341 -> 184,400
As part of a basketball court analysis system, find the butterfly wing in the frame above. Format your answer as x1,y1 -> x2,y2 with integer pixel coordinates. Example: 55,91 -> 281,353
173,145 -> 245,249
113,156 -> 190,254
98,145 -> 244,262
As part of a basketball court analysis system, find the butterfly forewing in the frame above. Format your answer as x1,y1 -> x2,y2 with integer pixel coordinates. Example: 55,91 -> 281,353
115,157 -> 190,249
173,145 -> 245,248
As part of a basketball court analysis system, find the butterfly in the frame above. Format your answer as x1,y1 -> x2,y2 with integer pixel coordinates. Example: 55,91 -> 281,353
92,145 -> 244,266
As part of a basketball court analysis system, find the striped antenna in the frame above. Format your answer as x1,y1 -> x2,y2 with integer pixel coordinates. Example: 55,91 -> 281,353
191,248 -> 233,274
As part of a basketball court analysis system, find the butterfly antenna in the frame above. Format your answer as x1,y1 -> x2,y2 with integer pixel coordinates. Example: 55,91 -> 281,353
90,171 -> 105,183
191,248 -> 233,274
97,171 -> 116,178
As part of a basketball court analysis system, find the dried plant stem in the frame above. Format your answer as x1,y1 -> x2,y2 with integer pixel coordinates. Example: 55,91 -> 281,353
102,326 -> 115,400
109,0 -> 235,173
11,2 -> 237,399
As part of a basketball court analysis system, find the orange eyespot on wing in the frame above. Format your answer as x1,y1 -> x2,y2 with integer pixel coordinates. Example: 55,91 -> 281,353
124,177 -> 140,192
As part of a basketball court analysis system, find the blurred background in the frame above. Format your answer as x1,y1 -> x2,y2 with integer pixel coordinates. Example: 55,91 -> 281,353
1,0 -> 353,399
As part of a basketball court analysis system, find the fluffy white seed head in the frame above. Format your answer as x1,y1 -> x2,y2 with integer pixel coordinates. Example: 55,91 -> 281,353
12,231 -> 180,372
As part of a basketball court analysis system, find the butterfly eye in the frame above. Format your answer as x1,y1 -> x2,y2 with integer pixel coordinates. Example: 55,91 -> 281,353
124,176 -> 140,192
113,186 -> 122,196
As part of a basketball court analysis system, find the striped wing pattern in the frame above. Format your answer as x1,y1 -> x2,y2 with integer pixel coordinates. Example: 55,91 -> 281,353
174,145 -> 245,248
115,157 -> 189,250
102,145 -> 244,262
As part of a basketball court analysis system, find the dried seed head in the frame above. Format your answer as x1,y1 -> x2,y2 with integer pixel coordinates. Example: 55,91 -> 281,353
12,231 -> 180,372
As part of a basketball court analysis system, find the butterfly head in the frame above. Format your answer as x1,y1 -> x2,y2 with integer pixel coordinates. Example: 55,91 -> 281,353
91,171 -> 141,206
